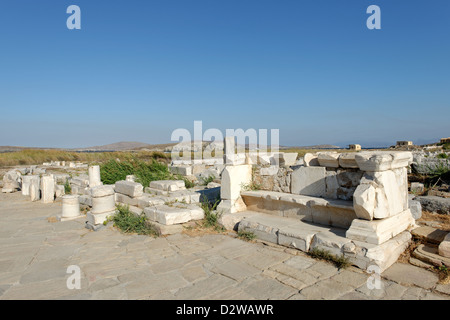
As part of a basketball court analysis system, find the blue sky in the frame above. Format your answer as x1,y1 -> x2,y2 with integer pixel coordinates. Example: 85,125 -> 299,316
0,0 -> 449,148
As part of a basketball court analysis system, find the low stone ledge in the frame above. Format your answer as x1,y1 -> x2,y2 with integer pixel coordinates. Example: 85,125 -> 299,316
345,209 -> 415,245
144,204 -> 204,225
241,190 -> 354,210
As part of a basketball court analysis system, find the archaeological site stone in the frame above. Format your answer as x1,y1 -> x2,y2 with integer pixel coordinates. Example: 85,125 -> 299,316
41,175 -> 55,203
291,166 -> 326,197
61,195 -> 82,221
88,165 -> 102,188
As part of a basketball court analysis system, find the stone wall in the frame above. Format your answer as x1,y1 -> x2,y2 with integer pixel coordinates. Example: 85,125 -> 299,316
252,152 -> 365,202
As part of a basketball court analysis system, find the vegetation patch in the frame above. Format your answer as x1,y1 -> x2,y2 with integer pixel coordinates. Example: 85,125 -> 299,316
308,247 -> 351,270
64,180 -> 72,194
0,149 -> 169,168
200,196 -> 224,232
437,265 -> 450,284
200,175 -> 215,186
100,158 -> 173,186
237,230 -> 257,242
110,204 -> 158,237
242,181 -> 262,191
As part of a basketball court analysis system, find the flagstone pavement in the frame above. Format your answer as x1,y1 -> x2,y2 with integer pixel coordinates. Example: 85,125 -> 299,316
0,192 -> 449,300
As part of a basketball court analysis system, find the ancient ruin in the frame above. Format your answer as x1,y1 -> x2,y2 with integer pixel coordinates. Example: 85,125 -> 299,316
0,137 -> 449,290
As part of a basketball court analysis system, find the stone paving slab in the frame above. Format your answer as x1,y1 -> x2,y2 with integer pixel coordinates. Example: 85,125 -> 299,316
382,263 -> 439,290
0,192 -> 449,300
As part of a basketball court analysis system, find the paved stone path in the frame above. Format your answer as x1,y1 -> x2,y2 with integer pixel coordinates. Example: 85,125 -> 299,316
0,192 -> 449,300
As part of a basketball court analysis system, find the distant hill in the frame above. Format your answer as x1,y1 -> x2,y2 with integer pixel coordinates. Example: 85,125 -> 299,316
280,144 -> 341,150
0,146 -> 28,152
72,141 -> 164,152
0,142 -> 343,153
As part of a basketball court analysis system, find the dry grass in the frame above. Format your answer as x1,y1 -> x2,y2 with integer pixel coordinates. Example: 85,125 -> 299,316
418,211 -> 450,231
0,149 -> 170,168
181,221 -> 225,237
397,239 -> 421,264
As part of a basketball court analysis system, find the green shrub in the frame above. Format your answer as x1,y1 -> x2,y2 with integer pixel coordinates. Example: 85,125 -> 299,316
100,158 -> 173,187
200,175 -> 215,186
111,204 -> 158,236
64,180 -> 72,194
437,153 -> 449,159
200,196 -> 224,232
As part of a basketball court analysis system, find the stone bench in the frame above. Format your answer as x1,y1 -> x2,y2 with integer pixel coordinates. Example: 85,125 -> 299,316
241,190 -> 356,229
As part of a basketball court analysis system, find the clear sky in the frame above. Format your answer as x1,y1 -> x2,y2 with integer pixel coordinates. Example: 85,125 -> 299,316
0,0 -> 449,148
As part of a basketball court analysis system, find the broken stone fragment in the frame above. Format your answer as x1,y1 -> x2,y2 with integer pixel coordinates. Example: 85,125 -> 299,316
317,152 -> 340,168
303,153 -> 319,167
338,153 -> 359,169
115,180 -> 144,198
439,233 -> 450,258
355,151 -> 412,172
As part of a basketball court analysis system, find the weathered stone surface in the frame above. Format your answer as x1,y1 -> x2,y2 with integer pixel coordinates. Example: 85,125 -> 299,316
409,199 -> 422,219
88,165 -> 102,188
303,153 -> 319,167
169,165 -> 193,176
220,164 -> 252,202
325,171 -> 339,199
217,211 -> 260,231
346,209 -> 415,245
291,166 -> 326,197
353,231 -> 412,272
279,224 -> 329,252
355,151 -> 412,172
415,196 -> 450,215
91,195 -> 116,214
115,180 -> 144,198
87,210 -> 116,225
149,180 -> 185,192
55,184 -> 65,198
144,204 -> 204,225
336,170 -> 362,189
136,196 -> 165,209
411,226 -> 448,244
439,233 -> 450,258
353,168 -> 407,220
21,175 -> 39,196
29,183 -> 40,202
338,153 -> 359,169
383,263 -> 439,290
372,169 -> 407,218
90,185 -> 115,198
353,184 -> 376,220
115,193 -> 139,206
223,136 -> 236,165
310,229 -> 352,257
40,175 -> 55,204
2,170 -> 21,193
277,152 -> 298,166
317,152 -> 340,168
61,195 -> 81,220
410,182 -> 424,194
217,198 -> 247,215
260,166 -> 279,176
79,195 -> 92,207
413,244 -> 450,267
